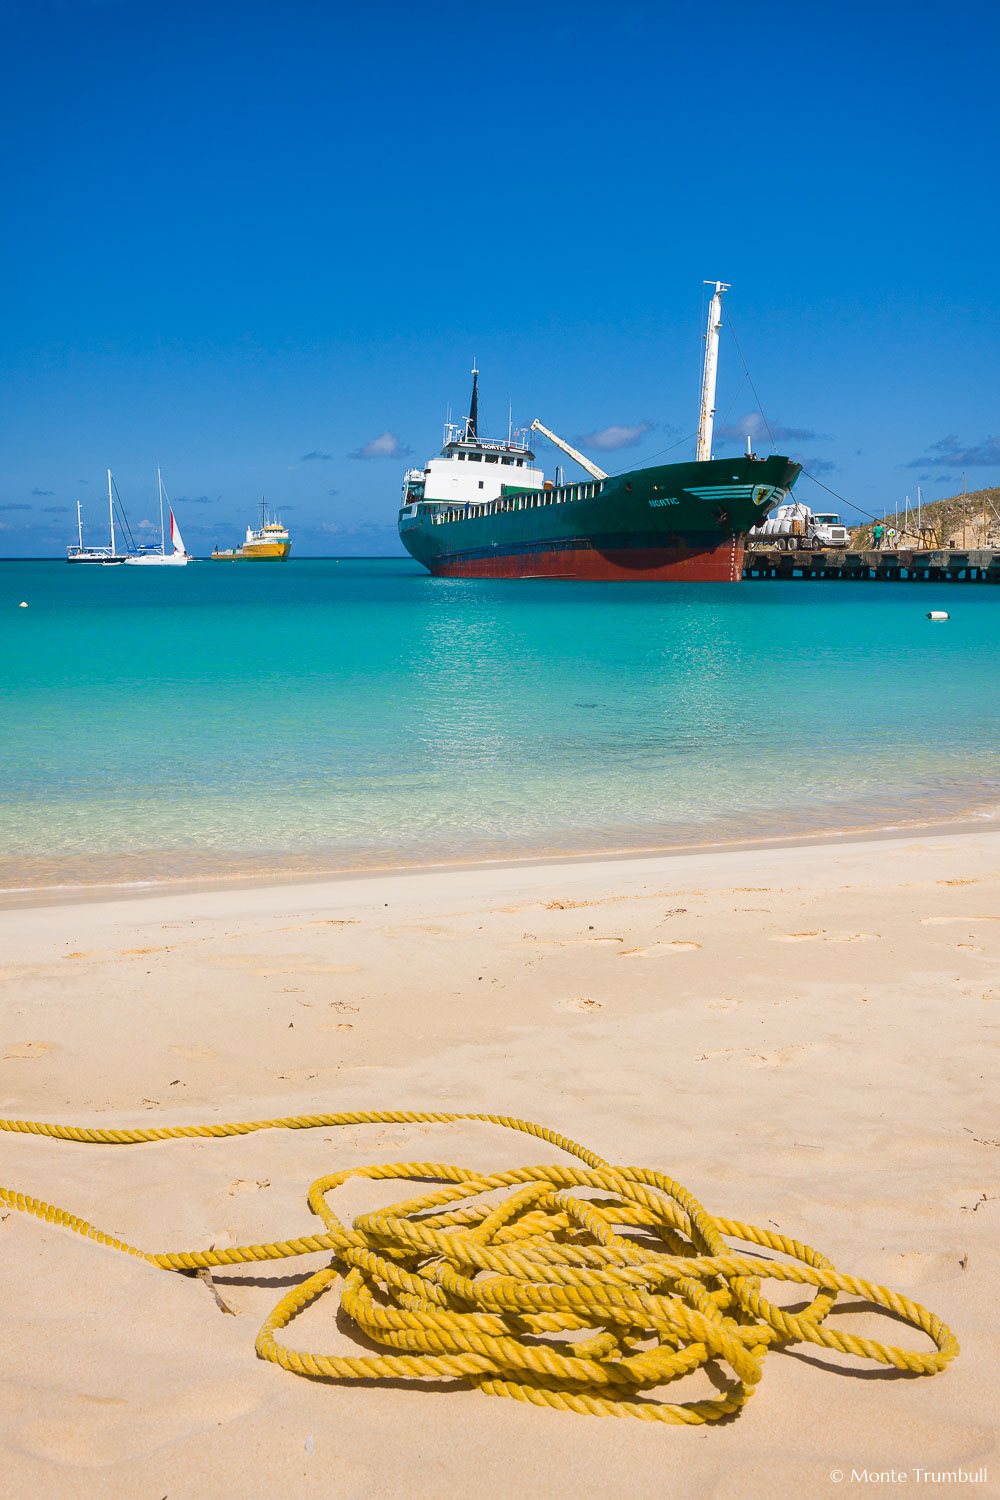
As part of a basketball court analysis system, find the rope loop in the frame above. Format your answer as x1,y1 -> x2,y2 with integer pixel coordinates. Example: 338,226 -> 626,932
0,1110 -> 959,1422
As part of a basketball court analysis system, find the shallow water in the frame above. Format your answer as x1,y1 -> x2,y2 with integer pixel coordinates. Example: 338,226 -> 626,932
2,559 -> 998,887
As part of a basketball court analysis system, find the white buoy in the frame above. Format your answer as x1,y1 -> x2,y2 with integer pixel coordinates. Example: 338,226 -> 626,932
18,601 -> 27,608
926,611 -> 949,620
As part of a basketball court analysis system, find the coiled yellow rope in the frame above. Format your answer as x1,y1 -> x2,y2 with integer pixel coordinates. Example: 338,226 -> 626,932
0,1110 -> 959,1423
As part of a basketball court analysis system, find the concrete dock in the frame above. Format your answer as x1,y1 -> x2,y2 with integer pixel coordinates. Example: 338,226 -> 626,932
743,546 -> 1000,582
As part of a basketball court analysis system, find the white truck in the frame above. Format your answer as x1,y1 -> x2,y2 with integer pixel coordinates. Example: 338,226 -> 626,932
747,501 -> 850,551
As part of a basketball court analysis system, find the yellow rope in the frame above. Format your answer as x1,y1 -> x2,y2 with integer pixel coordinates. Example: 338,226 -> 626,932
0,1110 -> 959,1423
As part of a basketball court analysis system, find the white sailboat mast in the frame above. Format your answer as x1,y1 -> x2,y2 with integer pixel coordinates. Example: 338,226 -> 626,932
77,500 -> 84,549
107,468 -> 116,555
696,280 -> 730,463
158,467 -> 165,555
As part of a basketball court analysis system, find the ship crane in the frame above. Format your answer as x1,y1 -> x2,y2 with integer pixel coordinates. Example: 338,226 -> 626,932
529,419 -> 608,481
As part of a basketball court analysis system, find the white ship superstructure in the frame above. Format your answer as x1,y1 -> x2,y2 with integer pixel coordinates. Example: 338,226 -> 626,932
399,368 -> 546,529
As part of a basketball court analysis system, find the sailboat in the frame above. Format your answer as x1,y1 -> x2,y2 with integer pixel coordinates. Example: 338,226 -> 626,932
123,469 -> 190,566
66,470 -> 126,564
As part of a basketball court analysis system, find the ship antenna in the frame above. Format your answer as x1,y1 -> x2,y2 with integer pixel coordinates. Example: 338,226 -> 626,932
696,280 -> 730,462
465,363 -> 479,443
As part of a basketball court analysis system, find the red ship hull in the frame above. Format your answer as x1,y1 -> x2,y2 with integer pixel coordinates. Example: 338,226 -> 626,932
429,536 -> 744,582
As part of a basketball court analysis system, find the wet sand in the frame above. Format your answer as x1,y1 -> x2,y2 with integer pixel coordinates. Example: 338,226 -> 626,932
1,829 -> 998,1498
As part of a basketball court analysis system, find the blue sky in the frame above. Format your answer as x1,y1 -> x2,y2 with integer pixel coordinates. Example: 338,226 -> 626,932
1,0 -> 998,556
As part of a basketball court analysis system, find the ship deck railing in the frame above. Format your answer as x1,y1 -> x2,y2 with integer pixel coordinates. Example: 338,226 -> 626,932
426,479 -> 605,523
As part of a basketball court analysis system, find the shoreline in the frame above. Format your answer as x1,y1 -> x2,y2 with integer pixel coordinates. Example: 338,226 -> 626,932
3,806 -> 999,910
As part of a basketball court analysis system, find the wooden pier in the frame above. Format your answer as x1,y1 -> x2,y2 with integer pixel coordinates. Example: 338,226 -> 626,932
743,546 -> 1000,583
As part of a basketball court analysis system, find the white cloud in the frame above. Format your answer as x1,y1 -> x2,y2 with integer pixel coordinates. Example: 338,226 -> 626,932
576,422 -> 654,451
349,431 -> 412,460
907,434 -> 1000,469
796,456 -> 837,476
718,413 -> 825,443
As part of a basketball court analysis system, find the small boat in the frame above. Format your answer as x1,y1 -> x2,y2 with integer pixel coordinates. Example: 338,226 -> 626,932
67,471 -> 126,564
124,470 -> 189,566
212,500 -> 291,560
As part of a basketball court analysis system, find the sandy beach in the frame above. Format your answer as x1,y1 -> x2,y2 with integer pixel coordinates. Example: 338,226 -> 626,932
2,828 -> 998,1498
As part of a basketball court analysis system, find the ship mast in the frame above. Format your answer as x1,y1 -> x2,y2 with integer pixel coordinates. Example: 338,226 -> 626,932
696,280 -> 730,462
464,365 -> 479,442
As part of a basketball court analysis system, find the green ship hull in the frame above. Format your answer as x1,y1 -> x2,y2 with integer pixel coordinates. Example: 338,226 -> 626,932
399,454 -> 801,581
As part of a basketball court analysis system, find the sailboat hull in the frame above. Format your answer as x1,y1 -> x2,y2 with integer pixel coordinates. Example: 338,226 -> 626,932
122,554 -> 189,566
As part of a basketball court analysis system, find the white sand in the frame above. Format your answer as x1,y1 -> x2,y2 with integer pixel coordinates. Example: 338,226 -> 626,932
1,829 -> 998,1498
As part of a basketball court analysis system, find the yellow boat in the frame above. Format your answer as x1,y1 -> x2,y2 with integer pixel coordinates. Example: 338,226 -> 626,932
212,501 -> 291,560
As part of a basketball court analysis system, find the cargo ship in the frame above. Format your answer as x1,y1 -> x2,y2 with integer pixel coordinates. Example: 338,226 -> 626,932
397,283 -> 801,582
212,501 -> 291,560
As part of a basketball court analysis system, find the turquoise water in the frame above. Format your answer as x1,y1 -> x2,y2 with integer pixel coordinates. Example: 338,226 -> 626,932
2,559 -> 999,887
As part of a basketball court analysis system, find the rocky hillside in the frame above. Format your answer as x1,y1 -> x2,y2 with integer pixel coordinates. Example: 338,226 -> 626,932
848,487 -> 1000,548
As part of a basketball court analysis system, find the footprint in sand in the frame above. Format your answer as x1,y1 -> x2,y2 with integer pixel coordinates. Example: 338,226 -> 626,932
263,963 -> 361,975
321,1021 -> 355,1032
522,936 -> 622,947
696,1044 -> 817,1068
558,998 -> 603,1012
873,1249 -> 968,1286
227,1178 -> 270,1194
14,1381 -> 264,1466
618,941 -> 701,957
169,1045 -> 217,1061
770,931 -> 878,944
3,1040 -> 57,1060
387,924 -> 464,941
920,916 -> 1000,926
209,954 -> 360,975
276,919 -> 360,931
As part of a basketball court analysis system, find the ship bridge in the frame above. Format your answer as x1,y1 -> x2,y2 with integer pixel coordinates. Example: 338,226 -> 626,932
400,368 -> 546,512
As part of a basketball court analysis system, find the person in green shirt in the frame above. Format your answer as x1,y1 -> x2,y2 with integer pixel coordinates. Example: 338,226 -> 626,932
872,522 -> 884,549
